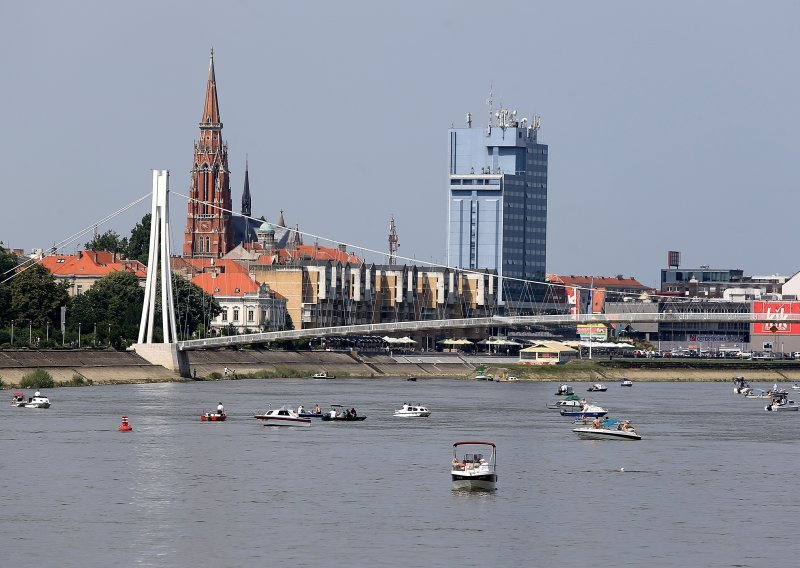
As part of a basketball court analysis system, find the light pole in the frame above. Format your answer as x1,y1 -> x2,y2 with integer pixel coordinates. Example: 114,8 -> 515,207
29,320 -> 32,345
93,322 -> 97,346
11,320 -> 14,345
78,323 -> 82,349
46,321 -> 49,342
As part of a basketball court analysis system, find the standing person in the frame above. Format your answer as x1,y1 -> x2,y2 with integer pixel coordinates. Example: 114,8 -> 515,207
592,417 -> 602,429
314,403 -> 321,414
297,404 -> 305,415
217,402 -> 225,415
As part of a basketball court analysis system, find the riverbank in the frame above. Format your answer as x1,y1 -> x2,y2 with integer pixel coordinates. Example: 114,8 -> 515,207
1,349 -> 799,387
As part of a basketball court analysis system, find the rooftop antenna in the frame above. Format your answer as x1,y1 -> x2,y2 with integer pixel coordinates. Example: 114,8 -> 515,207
388,216 -> 400,266
486,85 -> 494,135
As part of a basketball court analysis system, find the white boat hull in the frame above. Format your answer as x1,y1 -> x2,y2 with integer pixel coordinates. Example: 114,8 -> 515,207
765,404 -> 799,412
573,427 -> 641,440
451,473 -> 497,491
393,411 -> 431,417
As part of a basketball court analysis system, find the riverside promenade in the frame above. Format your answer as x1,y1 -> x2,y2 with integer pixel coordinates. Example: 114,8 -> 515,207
1,349 -> 798,386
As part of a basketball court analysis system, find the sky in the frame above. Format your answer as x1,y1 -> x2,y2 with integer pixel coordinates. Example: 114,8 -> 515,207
1,0 -> 798,288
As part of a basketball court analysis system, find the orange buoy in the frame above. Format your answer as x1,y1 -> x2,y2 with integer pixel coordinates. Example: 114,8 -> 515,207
118,416 -> 133,431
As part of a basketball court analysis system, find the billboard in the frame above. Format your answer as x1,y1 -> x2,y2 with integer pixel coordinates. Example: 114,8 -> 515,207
577,324 -> 608,341
752,301 -> 800,335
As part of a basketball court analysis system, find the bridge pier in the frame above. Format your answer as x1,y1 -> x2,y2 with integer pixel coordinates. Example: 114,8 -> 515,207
133,343 -> 191,378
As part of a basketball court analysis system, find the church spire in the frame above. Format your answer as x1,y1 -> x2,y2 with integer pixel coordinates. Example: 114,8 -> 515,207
201,48 -> 221,125
242,156 -> 251,216
278,209 -> 286,229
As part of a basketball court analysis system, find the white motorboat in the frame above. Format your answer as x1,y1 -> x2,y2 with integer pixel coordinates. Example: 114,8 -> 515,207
744,389 -> 772,399
394,403 -> 431,417
253,406 -> 312,426
587,383 -> 607,392
555,384 -> 574,396
733,376 -> 752,394
546,395 -> 585,410
620,378 -> 633,387
792,383 -> 800,391
474,372 -> 492,381
451,441 -> 497,491
11,392 -> 51,409
312,371 -> 335,379
560,403 -> 608,418
765,393 -> 799,412
573,418 -> 641,440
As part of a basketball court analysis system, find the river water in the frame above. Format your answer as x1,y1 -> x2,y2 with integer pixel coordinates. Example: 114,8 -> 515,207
2,378 -> 799,567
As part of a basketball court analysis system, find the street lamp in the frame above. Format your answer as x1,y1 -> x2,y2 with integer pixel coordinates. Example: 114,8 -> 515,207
11,319 -> 14,345
93,322 -> 97,346
29,320 -> 32,345
78,323 -> 82,349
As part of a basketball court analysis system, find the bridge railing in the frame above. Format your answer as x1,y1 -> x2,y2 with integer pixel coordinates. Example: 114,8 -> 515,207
177,311 -> 800,351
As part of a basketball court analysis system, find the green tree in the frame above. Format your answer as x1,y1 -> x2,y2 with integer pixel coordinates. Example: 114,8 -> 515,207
126,214 -> 151,264
0,244 -> 20,325
10,264 -> 69,329
70,271 -> 144,348
85,229 -> 126,254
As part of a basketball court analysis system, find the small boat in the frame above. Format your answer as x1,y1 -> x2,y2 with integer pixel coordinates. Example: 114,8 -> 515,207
394,403 -> 431,417
587,383 -> 607,392
744,388 -> 772,399
407,377 -> 417,381
321,405 -> 366,421
765,393 -> 800,412
12,392 -> 51,409
474,373 -> 492,381
733,376 -> 752,394
312,371 -> 335,380
546,395 -> 585,410
573,418 -> 641,440
503,375 -> 520,382
253,406 -> 312,426
620,378 -> 633,387
792,383 -> 800,391
201,411 -> 227,421
451,441 -> 497,491
555,384 -> 574,396
560,403 -> 608,418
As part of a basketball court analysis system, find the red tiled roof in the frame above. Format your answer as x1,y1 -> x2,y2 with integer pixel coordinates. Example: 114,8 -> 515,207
40,251 -> 146,278
192,271 -> 259,297
180,257 -> 249,274
547,274 -> 649,289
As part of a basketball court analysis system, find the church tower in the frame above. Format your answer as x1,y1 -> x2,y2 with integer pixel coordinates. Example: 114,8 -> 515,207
183,50 -> 233,257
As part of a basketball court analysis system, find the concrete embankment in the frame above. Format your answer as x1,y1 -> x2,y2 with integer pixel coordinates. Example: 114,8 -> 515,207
1,349 -> 798,387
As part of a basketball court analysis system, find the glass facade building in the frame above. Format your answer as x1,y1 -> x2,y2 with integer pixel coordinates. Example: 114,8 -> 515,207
447,108 -> 547,308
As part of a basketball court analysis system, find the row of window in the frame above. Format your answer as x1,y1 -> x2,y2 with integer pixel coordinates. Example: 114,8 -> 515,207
220,309 -> 263,323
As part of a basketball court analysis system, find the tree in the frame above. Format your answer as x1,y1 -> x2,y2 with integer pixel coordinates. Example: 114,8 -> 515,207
0,244 -> 19,325
126,214 -> 151,264
85,229 -> 126,254
9,264 -> 70,328
69,271 -> 144,347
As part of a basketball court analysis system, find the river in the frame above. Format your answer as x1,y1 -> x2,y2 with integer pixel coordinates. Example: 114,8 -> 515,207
2,378 -> 799,567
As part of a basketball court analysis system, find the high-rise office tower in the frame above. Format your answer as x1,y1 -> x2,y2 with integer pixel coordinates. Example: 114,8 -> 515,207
447,99 -> 548,309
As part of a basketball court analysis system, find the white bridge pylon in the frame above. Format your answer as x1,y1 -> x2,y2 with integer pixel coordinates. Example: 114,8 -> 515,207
137,170 -> 178,344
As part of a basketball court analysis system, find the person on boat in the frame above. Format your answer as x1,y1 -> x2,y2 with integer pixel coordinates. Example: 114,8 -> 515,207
217,402 -> 224,415
622,420 -> 637,433
34,390 -> 41,398
350,407 -> 357,418
592,417 -> 602,429
297,404 -> 305,415
314,403 -> 321,414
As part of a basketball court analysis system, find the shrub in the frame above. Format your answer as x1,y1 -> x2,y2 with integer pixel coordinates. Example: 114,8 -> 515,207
208,371 -> 222,381
20,368 -> 55,389
67,373 -> 93,387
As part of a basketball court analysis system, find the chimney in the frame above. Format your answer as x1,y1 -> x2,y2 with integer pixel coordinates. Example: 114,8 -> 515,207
338,244 -> 347,253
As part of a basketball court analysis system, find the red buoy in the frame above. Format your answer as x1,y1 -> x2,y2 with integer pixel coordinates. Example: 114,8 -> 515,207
118,416 -> 133,431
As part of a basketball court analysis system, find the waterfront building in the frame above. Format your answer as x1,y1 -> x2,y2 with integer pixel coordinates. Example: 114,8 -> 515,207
447,100 -> 547,310
191,270 -> 287,334
39,251 -> 146,296
546,274 -> 652,314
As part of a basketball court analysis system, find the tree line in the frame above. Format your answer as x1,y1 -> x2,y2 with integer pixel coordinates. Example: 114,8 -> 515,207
0,215 -> 220,349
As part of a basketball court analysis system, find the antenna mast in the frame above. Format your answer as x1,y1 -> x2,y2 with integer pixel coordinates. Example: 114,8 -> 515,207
388,216 -> 400,266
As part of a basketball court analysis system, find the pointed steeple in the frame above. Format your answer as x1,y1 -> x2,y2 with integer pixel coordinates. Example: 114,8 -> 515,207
241,156 -> 251,216
278,209 -> 286,228
201,48 -> 221,125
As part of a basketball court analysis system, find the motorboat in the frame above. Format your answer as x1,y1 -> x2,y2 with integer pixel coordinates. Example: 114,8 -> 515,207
587,383 -> 607,392
546,395 -> 585,410
407,377 -> 417,381
620,378 -> 633,387
201,411 -> 227,421
744,389 -> 772,399
765,393 -> 800,412
312,371 -> 335,379
573,418 -> 642,440
321,405 -> 366,421
12,392 -> 51,409
733,376 -> 751,394
393,403 -> 431,417
560,403 -> 608,418
253,406 -> 311,426
451,441 -> 497,491
474,372 -> 492,381
792,383 -> 800,391
555,384 -> 574,396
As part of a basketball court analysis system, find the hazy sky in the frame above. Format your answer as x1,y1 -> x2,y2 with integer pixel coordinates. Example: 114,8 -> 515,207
2,1 -> 798,288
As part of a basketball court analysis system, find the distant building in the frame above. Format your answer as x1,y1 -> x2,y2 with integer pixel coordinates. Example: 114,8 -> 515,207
39,251 -> 146,296
191,270 -> 286,333
447,100 -> 547,309
546,274 -> 653,314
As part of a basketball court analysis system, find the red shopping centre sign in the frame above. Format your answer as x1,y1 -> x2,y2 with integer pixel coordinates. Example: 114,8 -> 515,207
752,302 -> 800,335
